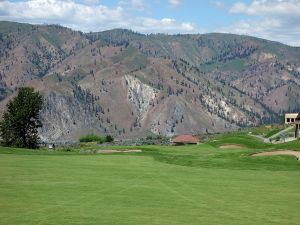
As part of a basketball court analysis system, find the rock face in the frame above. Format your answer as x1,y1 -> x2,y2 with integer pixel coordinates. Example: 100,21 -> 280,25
0,22 -> 300,142
125,75 -> 158,121
39,92 -> 99,142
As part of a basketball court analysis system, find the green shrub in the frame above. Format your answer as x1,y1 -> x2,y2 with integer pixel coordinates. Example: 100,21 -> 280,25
105,135 -> 114,143
79,134 -> 103,143
146,135 -> 153,140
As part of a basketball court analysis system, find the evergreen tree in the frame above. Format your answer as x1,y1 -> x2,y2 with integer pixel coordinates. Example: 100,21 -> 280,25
0,87 -> 43,148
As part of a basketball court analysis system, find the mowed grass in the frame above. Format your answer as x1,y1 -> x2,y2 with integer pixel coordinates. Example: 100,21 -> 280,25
0,135 -> 300,225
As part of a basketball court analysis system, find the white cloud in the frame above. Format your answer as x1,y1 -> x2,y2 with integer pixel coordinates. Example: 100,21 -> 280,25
225,0 -> 300,46
230,0 -> 300,16
0,0 -> 197,34
118,0 -> 145,11
229,2 -> 247,13
83,0 -> 100,5
220,18 -> 300,46
168,0 -> 182,7
139,17 -> 196,33
209,1 -> 225,9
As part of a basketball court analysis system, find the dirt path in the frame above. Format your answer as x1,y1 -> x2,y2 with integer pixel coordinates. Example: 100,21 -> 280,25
252,150 -> 300,160
219,144 -> 246,149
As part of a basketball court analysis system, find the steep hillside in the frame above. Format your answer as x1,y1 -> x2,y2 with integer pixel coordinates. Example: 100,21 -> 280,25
0,22 -> 299,142
0,21 -> 88,92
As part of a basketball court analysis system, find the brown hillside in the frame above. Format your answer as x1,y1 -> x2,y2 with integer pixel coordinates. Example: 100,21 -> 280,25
0,22 -> 299,142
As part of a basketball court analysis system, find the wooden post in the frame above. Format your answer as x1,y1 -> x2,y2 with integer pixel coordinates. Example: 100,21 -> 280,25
296,113 -> 300,139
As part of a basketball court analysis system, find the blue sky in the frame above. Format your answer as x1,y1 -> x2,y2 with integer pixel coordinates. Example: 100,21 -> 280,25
0,0 -> 299,46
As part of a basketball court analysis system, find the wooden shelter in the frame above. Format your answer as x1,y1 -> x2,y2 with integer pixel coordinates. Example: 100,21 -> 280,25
285,113 -> 300,139
171,135 -> 200,145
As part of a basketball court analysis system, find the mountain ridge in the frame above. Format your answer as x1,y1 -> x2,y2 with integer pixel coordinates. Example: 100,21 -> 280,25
0,21 -> 299,142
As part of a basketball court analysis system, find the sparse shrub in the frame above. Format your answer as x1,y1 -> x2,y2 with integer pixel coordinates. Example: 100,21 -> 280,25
105,135 -> 114,143
146,135 -> 153,140
79,134 -> 103,143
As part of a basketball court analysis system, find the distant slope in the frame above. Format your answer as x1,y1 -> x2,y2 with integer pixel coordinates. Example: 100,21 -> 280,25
0,21 -> 299,142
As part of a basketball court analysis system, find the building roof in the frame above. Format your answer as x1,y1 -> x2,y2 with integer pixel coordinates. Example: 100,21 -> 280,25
285,113 -> 300,118
172,135 -> 199,144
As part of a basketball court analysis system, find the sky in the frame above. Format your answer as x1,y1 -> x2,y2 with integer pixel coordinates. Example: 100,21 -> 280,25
0,0 -> 299,46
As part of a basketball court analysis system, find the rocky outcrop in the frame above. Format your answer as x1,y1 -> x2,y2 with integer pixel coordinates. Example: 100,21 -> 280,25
39,91 -> 99,142
125,75 -> 159,121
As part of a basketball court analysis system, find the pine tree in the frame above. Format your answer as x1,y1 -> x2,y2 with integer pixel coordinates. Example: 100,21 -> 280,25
0,87 -> 43,148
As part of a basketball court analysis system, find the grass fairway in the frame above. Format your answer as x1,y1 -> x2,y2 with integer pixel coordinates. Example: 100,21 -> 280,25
0,136 -> 300,225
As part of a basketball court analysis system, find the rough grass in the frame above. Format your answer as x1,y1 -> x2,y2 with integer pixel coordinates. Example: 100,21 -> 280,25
208,132 -> 272,149
250,124 -> 286,136
221,58 -> 246,72
0,134 -> 300,225
265,128 -> 285,138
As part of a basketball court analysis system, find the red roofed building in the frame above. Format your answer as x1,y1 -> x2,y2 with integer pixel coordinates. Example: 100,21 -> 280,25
171,135 -> 200,145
